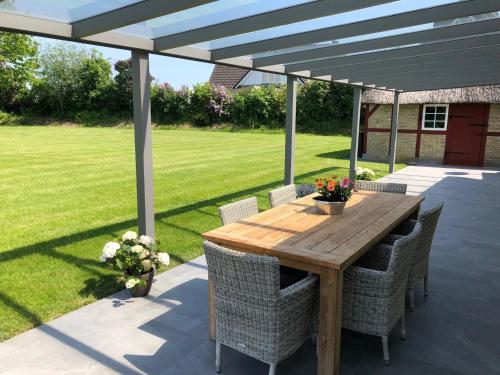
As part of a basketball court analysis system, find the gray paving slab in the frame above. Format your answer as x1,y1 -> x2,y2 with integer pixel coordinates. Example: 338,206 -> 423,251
1,165 -> 499,374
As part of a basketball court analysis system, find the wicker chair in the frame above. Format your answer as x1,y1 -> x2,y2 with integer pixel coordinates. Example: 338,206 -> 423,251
343,221 -> 422,365
218,196 -> 306,288
296,184 -> 316,198
355,180 -> 407,194
218,197 -> 259,226
203,241 -> 318,375
384,202 -> 444,311
268,184 -> 297,208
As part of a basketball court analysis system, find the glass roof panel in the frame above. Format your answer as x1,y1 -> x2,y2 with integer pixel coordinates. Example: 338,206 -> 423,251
253,10 -> 500,61
0,0 -> 141,23
198,0 -> 460,51
114,0 -> 313,39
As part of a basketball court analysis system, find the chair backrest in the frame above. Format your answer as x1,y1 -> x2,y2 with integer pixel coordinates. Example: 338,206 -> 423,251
218,197 -> 259,225
268,184 -> 297,208
386,221 -> 422,291
203,240 -> 280,314
356,180 -> 407,194
414,202 -> 444,266
296,183 -> 316,198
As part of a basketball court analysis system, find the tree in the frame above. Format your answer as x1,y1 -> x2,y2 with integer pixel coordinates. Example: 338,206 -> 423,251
114,58 -> 133,114
74,50 -> 114,111
0,32 -> 38,112
37,42 -> 88,114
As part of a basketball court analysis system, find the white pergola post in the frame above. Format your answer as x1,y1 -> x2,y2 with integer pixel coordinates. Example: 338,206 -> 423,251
349,87 -> 362,181
284,75 -> 297,185
388,91 -> 400,174
132,50 -> 155,237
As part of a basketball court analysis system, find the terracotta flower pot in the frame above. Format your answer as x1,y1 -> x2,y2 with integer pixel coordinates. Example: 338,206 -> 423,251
313,197 -> 347,215
125,269 -> 154,297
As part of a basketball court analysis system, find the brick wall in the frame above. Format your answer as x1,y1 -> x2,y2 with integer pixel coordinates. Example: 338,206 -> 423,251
420,134 -> 446,162
398,105 -> 419,130
396,133 -> 417,161
364,132 -> 389,160
485,104 -> 500,166
369,104 -> 391,128
484,137 -> 500,166
488,104 -> 500,131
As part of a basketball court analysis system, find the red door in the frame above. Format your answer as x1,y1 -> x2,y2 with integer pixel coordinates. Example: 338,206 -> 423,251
444,104 -> 488,166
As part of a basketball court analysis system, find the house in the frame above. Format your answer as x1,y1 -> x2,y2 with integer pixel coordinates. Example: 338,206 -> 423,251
361,86 -> 500,167
209,65 -> 289,89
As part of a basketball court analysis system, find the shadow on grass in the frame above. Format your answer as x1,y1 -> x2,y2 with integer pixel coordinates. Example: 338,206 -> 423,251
315,149 -> 351,159
0,166 -> 341,313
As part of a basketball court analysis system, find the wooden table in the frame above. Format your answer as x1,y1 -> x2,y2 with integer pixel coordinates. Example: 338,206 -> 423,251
202,191 -> 423,375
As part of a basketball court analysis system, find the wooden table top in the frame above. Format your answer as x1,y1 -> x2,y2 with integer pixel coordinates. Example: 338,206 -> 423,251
202,191 -> 424,271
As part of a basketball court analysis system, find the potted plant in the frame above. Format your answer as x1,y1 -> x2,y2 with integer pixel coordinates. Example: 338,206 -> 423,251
355,167 -> 375,181
313,176 -> 353,215
100,231 -> 170,297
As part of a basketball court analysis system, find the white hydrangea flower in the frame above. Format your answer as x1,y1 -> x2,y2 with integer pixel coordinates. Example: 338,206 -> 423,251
101,241 -> 120,259
125,278 -> 139,289
122,231 -> 138,241
131,245 -> 144,254
139,249 -> 150,259
158,252 -> 170,266
141,259 -> 152,270
139,235 -> 154,248
100,254 -> 107,262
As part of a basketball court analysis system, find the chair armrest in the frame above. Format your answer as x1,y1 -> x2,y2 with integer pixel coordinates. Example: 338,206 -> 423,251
382,234 -> 404,246
395,219 -> 417,236
279,274 -> 318,306
355,243 -> 392,271
344,265 -> 389,297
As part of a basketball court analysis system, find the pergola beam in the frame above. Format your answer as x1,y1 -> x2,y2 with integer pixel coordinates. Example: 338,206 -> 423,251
388,92 -> 399,174
310,46 -> 500,78
346,61 -> 499,87
211,0 -> 499,61
349,87 -> 362,181
285,33 -> 500,73
155,0 -> 396,51
284,76 -> 298,185
399,74 -> 500,91
132,50 -> 155,237
72,0 -> 216,38
253,17 -> 500,68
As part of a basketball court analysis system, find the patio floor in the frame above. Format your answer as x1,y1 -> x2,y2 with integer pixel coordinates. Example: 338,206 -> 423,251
1,165 -> 499,375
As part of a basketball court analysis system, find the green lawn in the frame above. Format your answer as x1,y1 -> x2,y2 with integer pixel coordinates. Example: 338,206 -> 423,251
0,126 -> 404,341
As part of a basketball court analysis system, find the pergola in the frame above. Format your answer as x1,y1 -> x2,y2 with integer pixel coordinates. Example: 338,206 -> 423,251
1,0 -> 498,235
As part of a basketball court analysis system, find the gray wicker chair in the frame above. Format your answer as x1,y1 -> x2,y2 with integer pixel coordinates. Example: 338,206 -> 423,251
296,184 -> 316,198
384,202 -> 444,311
343,221 -> 422,365
203,241 -> 318,375
268,185 -> 297,208
355,180 -> 407,194
218,197 -> 259,226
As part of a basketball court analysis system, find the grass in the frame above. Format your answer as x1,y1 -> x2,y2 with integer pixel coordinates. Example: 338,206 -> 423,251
0,125 -> 404,341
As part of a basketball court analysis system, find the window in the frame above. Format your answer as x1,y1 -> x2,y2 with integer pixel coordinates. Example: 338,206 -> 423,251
422,104 -> 448,130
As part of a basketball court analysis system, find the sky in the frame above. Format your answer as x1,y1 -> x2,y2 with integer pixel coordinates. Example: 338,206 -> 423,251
36,37 -> 215,89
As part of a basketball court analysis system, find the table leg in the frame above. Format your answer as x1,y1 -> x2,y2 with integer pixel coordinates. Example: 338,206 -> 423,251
318,267 -> 343,375
208,276 -> 216,341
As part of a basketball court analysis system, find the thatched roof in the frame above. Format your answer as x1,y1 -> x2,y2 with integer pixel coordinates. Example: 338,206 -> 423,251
362,85 -> 500,104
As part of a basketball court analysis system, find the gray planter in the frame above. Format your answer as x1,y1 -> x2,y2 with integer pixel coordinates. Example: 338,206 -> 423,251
313,198 -> 347,215
125,269 -> 154,297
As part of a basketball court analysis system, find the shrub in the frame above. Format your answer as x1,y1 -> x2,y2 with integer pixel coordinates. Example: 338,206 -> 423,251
152,83 -> 190,124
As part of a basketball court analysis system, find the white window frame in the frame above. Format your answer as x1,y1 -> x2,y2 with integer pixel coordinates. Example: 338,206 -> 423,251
421,104 -> 449,131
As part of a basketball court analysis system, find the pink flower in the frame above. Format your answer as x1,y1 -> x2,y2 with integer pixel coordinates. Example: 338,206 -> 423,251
340,178 -> 351,189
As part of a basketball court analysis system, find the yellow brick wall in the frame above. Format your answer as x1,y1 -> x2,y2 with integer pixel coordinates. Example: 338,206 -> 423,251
396,133 -> 417,161
364,132 -> 389,160
398,105 -> 419,130
419,134 -> 446,162
369,105 -> 391,129
485,136 -> 500,166
488,104 -> 500,132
